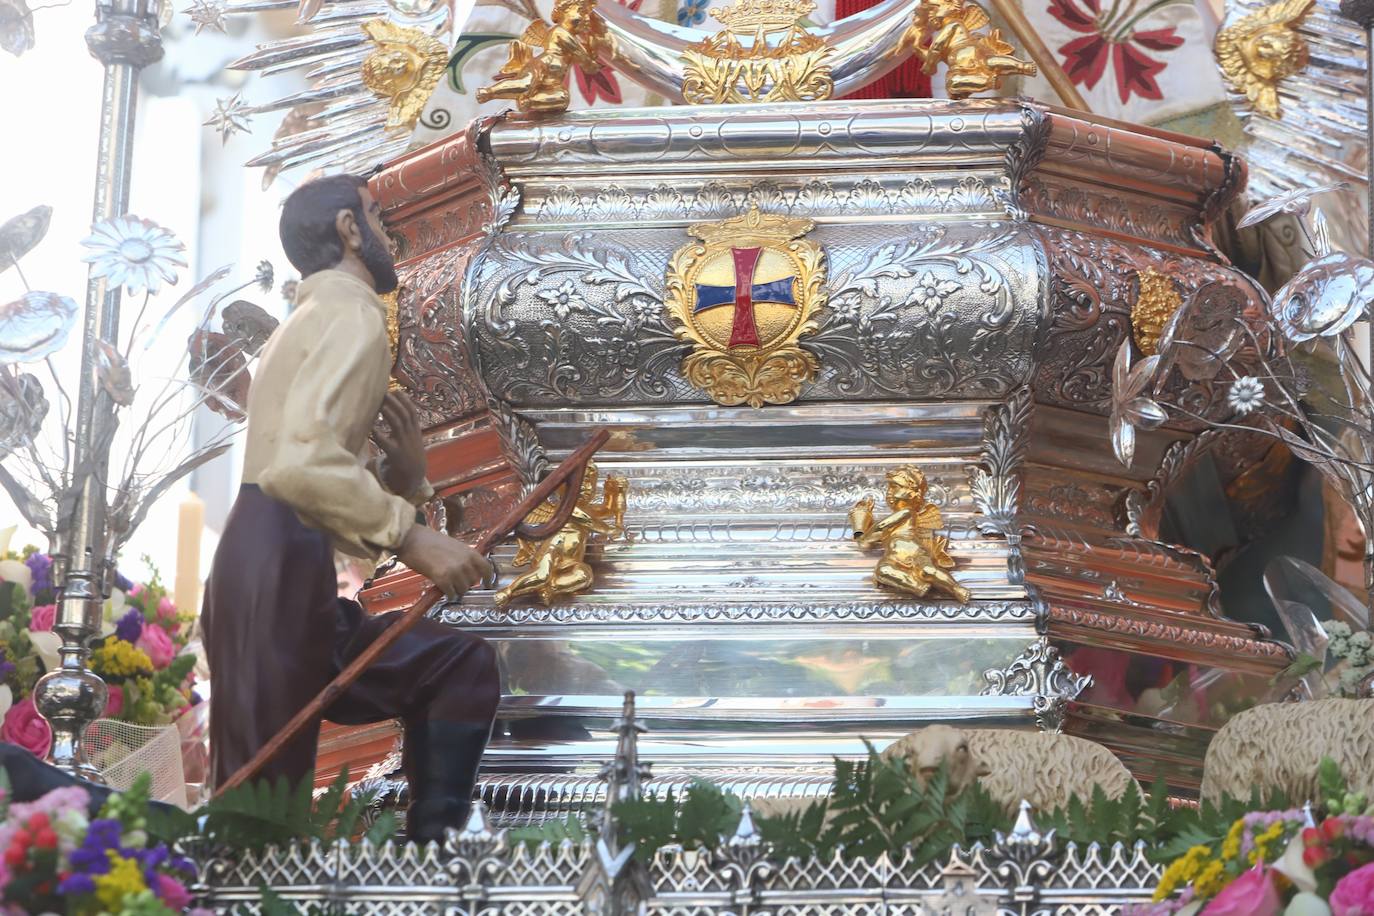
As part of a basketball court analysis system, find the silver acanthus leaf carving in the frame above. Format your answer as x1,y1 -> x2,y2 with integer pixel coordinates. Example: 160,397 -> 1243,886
969,386 -> 1033,583
981,637 -> 1092,733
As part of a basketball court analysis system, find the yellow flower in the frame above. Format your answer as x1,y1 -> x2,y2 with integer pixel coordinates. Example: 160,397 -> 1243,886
96,851 -> 148,909
1250,821 -> 1287,865
1154,845 -> 1213,901
1194,860 -> 1228,898
1221,818 -> 1245,861
92,639 -> 153,678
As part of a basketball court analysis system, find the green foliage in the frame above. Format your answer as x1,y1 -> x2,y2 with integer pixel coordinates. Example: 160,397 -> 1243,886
1151,783 -> 1294,862
146,769 -> 398,852
614,779 -> 743,852
509,813 -> 590,850
787,742 -> 1011,866
1039,777 -> 1185,849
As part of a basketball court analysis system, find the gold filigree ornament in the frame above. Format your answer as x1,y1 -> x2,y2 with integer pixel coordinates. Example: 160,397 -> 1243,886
680,0 -> 835,104
665,206 -> 826,408
903,0 -> 1035,98
1131,268 -> 1183,356
1214,0 -> 1314,120
493,462 -> 628,607
475,0 -> 607,115
360,19 -> 448,131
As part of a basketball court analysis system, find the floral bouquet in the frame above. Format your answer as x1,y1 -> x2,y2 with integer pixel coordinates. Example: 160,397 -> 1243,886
0,772 -> 205,915
1133,762 -> 1374,916
0,526 -> 202,760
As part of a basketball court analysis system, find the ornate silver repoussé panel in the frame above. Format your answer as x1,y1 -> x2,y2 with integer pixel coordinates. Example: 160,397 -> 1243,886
355,98 -> 1292,823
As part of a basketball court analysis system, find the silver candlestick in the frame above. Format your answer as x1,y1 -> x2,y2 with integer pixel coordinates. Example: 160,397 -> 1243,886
32,0 -> 163,779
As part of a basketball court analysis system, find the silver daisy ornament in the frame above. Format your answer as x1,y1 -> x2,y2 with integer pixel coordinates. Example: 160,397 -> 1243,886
1109,340 -> 1165,468
1270,251 -> 1374,343
1237,182 -> 1349,230
0,291 -> 78,364
1227,376 -> 1265,416
80,215 -> 187,296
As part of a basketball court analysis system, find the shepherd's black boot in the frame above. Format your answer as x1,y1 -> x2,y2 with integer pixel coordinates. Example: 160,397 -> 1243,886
402,720 -> 491,845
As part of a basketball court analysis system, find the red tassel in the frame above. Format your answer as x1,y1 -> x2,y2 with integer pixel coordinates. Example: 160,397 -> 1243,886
834,0 -> 932,99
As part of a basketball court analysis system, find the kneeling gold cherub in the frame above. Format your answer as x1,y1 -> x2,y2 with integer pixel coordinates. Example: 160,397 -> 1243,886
494,462 -> 627,607
849,466 -> 971,603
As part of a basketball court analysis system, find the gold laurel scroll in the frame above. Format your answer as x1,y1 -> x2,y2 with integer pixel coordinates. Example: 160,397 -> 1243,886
680,0 -> 835,104
665,206 -> 826,408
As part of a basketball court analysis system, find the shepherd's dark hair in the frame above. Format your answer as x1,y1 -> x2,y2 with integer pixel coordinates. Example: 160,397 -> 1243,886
279,175 -> 369,277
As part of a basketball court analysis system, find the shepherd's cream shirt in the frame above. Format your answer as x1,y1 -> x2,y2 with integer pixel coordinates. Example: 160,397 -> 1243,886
241,269 -> 433,560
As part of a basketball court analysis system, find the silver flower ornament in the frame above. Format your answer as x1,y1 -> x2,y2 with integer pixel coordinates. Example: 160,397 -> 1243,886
1109,341 -> 1165,468
1227,376 -> 1265,416
80,216 -> 187,296
1270,251 -> 1374,344
1236,183 -> 1348,230
0,291 -> 78,364
1155,281 -> 1245,383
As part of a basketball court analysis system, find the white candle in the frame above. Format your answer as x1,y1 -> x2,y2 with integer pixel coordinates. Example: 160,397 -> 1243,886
174,493 -> 204,615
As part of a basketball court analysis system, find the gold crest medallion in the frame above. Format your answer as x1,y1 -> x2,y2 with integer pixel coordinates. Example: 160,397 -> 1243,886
665,206 -> 825,408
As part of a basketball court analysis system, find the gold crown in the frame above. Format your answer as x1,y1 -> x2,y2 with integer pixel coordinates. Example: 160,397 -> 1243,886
709,0 -> 815,30
688,205 -> 815,245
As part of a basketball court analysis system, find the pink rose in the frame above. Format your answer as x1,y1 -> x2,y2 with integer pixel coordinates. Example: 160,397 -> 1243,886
1331,862 -> 1374,916
137,623 -> 175,669
28,604 -> 55,632
104,684 -> 124,718
2,697 -> 52,758
128,582 -> 145,597
1201,866 -> 1280,916
156,874 -> 192,909
156,596 -> 177,620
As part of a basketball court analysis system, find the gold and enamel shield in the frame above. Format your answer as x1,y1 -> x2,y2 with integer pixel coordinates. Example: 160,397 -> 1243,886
665,206 -> 825,407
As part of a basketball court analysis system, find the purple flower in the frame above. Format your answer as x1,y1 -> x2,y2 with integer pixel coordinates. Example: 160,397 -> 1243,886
114,607 -> 143,644
24,553 -> 53,600
112,570 -> 134,593
57,872 -> 97,895
0,646 -> 15,682
68,817 -> 123,873
171,854 -> 196,876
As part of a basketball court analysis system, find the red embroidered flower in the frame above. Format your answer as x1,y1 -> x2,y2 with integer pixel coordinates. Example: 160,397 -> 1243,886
1047,0 -> 1186,104
572,0 -> 640,105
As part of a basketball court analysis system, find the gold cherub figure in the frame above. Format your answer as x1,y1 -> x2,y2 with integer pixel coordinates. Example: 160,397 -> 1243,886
493,462 -> 628,607
904,0 -> 1036,98
475,0 -> 607,115
849,466 -> 971,603
1214,0 -> 1314,120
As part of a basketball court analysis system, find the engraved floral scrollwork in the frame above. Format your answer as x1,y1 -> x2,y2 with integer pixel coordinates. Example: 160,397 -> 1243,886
393,244 -> 491,428
981,637 -> 1092,733
470,231 -> 687,404
808,223 -> 1030,400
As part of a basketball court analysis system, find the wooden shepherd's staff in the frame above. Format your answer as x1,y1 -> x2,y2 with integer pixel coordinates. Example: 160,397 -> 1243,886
213,428 -> 613,798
